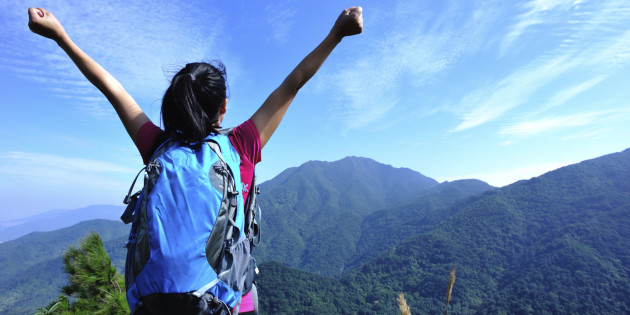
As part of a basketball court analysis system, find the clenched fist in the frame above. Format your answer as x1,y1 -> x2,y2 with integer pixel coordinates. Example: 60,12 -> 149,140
28,7 -> 67,42
331,6 -> 363,39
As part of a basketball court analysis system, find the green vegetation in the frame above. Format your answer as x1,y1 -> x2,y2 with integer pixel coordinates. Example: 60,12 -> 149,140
257,261 -> 352,314
0,220 -> 127,315
350,179 -> 491,270
256,150 -> 630,314
36,232 -> 127,314
255,157 -> 486,278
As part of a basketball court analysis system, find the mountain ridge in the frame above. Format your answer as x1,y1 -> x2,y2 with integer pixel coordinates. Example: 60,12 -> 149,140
337,146 -> 630,313
256,156 -> 446,277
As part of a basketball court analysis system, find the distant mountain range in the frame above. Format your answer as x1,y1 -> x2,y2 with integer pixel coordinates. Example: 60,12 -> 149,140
0,205 -> 123,242
1,151 -> 629,314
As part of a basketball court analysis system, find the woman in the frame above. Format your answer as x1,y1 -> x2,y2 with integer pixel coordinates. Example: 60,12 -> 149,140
28,5 -> 362,314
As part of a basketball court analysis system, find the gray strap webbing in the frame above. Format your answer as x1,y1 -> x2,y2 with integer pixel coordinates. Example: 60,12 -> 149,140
206,141 -> 225,164
193,268 -> 230,297
219,127 -> 234,136
207,138 -> 238,186
193,278 -> 220,298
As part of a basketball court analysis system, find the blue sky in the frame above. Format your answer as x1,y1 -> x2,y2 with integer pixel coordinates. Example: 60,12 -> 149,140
1,0 -> 629,220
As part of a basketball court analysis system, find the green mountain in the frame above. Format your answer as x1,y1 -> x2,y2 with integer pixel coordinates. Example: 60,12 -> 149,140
262,148 -> 630,314
349,179 -> 492,271
255,156 -> 444,277
256,261 -> 352,314
0,219 -> 127,315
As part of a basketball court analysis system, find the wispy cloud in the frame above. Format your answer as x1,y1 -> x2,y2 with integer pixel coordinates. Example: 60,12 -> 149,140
327,1 -> 504,130
452,54 -> 576,132
0,151 -> 136,174
500,108 -> 630,137
0,0 -> 224,118
0,151 -> 137,189
500,0 -> 576,55
538,75 -> 606,111
499,111 -> 601,136
0,151 -> 137,216
560,129 -> 609,141
452,0 -> 630,132
265,2 -> 297,44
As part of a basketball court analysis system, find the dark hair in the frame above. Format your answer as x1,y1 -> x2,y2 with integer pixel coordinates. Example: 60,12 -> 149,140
161,61 -> 228,146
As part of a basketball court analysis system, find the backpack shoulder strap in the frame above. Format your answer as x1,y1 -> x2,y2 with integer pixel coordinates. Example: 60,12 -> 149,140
219,127 -> 234,136
147,138 -> 177,164
206,140 -> 229,168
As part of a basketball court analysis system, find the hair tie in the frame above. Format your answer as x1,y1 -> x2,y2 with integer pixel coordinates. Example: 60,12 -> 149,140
188,73 -> 196,82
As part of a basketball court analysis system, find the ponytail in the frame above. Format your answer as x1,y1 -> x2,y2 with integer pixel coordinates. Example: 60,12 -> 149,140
161,62 -> 228,148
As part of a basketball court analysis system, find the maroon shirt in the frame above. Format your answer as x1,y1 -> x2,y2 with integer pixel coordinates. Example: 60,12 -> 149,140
135,119 -> 262,203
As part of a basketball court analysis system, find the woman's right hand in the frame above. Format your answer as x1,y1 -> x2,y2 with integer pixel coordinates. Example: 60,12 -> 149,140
28,7 -> 66,42
331,6 -> 363,39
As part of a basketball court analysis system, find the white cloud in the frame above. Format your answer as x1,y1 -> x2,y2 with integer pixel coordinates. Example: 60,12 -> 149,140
265,3 -> 297,44
539,75 -> 606,111
499,108 -> 630,137
452,0 -> 630,132
0,151 -> 137,218
499,111 -> 600,136
0,151 -> 137,175
579,29 -> 630,68
0,0 -> 224,118
560,129 -> 607,141
501,0 -> 576,54
0,151 -> 138,214
327,1 -> 504,130
452,54 -> 576,132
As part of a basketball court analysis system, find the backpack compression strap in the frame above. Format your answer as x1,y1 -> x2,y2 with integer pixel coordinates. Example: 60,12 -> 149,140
204,139 -> 241,269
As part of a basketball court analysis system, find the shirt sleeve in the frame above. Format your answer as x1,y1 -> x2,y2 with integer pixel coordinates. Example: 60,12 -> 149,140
229,119 -> 262,167
135,121 -> 166,164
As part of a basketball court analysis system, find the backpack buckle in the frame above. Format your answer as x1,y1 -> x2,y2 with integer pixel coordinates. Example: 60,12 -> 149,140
228,190 -> 239,197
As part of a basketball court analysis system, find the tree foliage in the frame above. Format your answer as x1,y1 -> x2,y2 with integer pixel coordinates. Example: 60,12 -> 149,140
0,220 -> 127,315
39,232 -> 127,314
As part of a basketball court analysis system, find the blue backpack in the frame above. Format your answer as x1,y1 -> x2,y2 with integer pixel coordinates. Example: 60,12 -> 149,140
121,132 -> 260,314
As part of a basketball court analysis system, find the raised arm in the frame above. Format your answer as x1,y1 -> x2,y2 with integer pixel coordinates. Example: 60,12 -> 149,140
251,7 -> 363,148
27,7 -> 149,143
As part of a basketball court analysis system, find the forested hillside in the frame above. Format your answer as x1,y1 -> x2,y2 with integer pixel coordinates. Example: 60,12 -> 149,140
349,179 -> 492,271
256,149 -> 630,314
254,157 -> 487,277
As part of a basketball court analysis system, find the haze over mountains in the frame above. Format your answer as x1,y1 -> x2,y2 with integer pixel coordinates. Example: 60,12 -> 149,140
0,205 -> 123,242
1,150 -> 629,314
